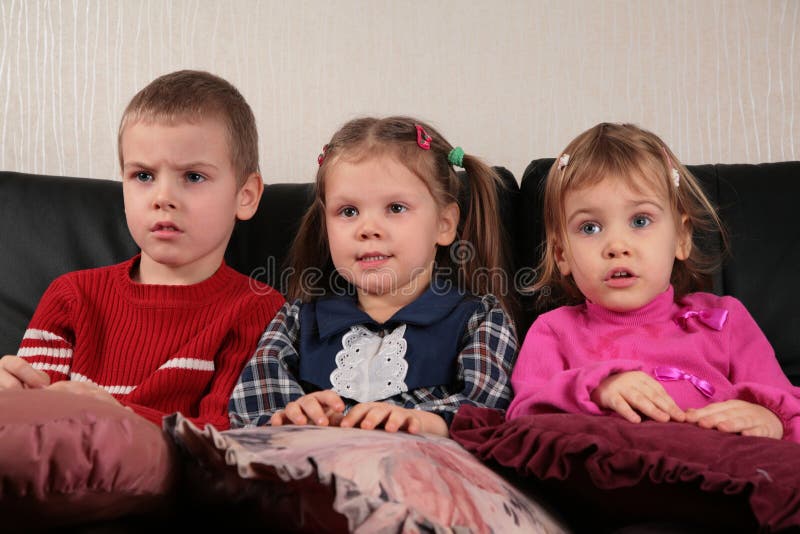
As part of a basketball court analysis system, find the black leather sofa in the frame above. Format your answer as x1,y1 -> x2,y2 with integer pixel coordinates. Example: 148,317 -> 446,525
1,160 -> 798,531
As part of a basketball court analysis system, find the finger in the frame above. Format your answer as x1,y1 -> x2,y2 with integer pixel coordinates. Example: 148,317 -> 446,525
3,357 -> 50,388
621,388 -> 670,422
282,401 -> 310,425
338,403 -> 367,428
384,408 -> 410,433
358,405 -> 391,430
270,410 -> 287,426
313,390 -> 346,414
296,396 -> 331,426
607,394 -> 642,424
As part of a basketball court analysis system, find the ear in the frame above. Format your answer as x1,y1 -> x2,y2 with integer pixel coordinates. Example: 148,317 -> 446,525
675,214 -> 692,261
436,202 -> 459,247
554,242 -> 572,276
235,172 -> 264,221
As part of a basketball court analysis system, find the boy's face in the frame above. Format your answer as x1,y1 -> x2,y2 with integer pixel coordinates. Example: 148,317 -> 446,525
121,117 -> 261,284
554,177 -> 691,312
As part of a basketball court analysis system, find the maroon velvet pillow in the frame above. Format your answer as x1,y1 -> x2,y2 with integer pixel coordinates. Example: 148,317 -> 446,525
0,389 -> 177,529
450,405 -> 800,532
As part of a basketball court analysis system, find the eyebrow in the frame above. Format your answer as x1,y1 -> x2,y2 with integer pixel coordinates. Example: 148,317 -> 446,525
122,161 -> 220,172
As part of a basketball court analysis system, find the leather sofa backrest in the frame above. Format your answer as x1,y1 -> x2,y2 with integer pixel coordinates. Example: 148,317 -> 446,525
0,168 -> 519,357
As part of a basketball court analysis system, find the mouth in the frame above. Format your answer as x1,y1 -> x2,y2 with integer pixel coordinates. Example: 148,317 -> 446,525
358,253 -> 391,262
151,222 -> 181,233
605,269 -> 634,281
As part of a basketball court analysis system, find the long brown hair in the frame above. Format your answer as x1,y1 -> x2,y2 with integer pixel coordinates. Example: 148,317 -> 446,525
532,122 -> 728,305
287,116 -> 513,315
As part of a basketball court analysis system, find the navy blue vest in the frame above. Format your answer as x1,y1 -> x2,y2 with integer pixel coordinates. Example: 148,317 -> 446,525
298,281 -> 483,396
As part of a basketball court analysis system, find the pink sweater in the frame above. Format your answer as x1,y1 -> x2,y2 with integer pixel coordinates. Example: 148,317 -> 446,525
507,287 -> 800,442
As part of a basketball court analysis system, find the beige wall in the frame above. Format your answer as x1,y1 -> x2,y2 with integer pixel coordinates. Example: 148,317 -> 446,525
1,0 -> 797,184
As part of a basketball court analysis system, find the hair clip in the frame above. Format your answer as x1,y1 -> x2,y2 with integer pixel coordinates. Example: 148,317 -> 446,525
317,144 -> 329,166
671,168 -> 680,188
558,154 -> 570,170
448,146 -> 465,168
416,125 -> 432,150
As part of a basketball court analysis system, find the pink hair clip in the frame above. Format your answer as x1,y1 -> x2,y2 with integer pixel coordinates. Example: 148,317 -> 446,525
558,153 -> 570,170
416,125 -> 432,150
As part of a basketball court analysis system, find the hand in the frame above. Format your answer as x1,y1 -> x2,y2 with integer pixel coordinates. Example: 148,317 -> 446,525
0,355 -> 50,390
591,371 -> 686,424
46,380 -> 123,407
685,399 -> 784,439
271,389 -> 346,427
340,402 -> 448,436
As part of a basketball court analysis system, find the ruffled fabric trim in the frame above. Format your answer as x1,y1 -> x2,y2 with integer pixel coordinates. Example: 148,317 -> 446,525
330,324 -> 409,403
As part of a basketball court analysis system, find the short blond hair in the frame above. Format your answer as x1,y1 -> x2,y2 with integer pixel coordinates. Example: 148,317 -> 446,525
118,70 -> 258,186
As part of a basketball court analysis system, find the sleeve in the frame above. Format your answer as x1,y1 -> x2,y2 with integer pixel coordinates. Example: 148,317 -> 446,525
228,300 -> 307,428
393,295 -> 517,424
505,313 -> 645,421
16,276 -> 77,383
723,297 -> 800,442
123,290 -> 286,430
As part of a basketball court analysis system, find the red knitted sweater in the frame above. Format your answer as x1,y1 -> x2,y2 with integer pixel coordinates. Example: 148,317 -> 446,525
18,256 -> 284,430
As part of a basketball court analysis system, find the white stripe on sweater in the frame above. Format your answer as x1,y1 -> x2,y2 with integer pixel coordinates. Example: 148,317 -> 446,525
22,329 -> 68,343
70,373 -> 137,395
30,362 -> 70,375
17,346 -> 73,359
159,358 -> 215,372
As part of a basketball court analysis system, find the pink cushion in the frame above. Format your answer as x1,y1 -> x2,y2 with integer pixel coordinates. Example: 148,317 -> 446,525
450,405 -> 800,531
0,389 -> 176,528
165,413 -> 566,532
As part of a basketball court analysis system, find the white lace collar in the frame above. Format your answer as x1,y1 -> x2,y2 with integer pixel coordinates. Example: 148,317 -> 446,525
329,324 -> 409,403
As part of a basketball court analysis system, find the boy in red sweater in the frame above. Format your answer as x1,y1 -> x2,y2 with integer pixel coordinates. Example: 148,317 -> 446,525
0,70 -> 285,430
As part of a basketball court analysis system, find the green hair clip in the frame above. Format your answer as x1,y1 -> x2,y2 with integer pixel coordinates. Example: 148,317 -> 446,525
448,146 -> 465,168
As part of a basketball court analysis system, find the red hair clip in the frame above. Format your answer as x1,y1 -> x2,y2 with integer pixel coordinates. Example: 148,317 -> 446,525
415,125 -> 432,150
317,144 -> 329,166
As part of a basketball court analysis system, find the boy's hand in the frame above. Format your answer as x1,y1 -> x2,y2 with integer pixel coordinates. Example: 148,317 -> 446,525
591,370 -> 686,424
0,355 -> 50,390
685,399 -> 784,439
339,402 -> 448,437
271,389 -> 346,427
46,380 -> 123,407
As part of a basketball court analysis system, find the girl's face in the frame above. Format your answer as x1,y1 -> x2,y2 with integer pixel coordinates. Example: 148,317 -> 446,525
324,154 -> 458,307
555,176 -> 691,312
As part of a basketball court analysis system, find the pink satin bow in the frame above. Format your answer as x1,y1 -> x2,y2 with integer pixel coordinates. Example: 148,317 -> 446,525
654,366 -> 715,398
675,308 -> 728,331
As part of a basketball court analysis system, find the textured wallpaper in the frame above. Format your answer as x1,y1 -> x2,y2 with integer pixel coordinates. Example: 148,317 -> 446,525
1,0 -> 797,184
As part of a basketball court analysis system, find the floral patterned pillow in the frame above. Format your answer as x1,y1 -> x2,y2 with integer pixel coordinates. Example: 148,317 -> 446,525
164,413 -> 567,533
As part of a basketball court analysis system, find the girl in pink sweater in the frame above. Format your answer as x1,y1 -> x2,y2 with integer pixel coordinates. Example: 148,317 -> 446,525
507,122 -> 800,442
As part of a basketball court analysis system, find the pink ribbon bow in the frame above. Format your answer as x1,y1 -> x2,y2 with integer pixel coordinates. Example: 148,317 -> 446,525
654,366 -> 715,398
675,308 -> 728,331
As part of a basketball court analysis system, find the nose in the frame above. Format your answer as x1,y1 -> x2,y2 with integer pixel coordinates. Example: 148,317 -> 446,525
356,214 -> 383,240
152,180 -> 177,210
602,235 -> 631,259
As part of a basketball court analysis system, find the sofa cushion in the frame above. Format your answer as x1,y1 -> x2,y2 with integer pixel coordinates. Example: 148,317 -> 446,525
164,413 -> 567,532
0,389 -> 176,529
450,405 -> 800,532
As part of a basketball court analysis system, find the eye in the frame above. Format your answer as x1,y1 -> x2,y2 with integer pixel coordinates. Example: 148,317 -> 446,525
388,203 -> 407,214
631,214 -> 652,228
579,222 -> 601,235
339,206 -> 358,218
186,172 -> 206,184
134,171 -> 153,183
